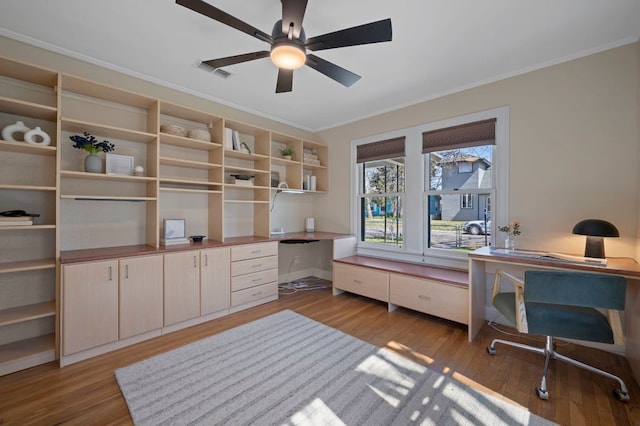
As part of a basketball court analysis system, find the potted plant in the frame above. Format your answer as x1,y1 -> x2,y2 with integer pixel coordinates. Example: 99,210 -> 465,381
498,221 -> 521,251
279,146 -> 294,160
69,132 -> 115,173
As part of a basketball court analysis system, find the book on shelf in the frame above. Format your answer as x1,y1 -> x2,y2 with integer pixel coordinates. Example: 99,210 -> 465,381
160,237 -> 190,246
0,220 -> 33,226
0,216 -> 33,226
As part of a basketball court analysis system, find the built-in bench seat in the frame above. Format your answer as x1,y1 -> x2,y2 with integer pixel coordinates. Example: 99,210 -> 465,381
332,256 -> 469,325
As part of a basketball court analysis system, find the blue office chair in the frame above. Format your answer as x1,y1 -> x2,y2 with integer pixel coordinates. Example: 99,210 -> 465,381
487,270 -> 629,401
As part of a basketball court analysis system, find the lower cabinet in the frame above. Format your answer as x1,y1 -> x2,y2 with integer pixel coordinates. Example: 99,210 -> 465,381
332,262 -> 389,302
200,247 -> 230,315
163,251 -> 201,326
62,260 -> 119,355
230,242 -> 278,309
119,255 -> 163,339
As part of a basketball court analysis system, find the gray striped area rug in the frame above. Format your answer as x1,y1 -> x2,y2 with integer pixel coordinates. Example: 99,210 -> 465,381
115,310 -> 556,425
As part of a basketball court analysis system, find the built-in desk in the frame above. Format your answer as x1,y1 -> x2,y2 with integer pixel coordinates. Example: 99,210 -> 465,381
469,246 -> 640,381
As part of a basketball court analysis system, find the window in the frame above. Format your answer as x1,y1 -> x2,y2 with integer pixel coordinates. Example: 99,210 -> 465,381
356,138 -> 405,247
424,119 -> 496,253
351,107 -> 508,267
461,193 -> 473,209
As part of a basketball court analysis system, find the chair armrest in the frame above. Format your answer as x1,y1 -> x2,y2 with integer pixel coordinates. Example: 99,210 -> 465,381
607,309 -> 625,345
493,270 -> 529,333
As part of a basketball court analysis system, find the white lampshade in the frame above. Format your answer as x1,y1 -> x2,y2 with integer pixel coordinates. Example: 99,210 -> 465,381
270,44 -> 306,69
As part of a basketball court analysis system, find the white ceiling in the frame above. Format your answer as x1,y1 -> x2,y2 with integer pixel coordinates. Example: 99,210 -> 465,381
1,1 -> 639,131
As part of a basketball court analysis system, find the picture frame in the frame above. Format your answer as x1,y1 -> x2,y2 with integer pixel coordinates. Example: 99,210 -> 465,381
106,153 -> 134,176
163,218 -> 186,240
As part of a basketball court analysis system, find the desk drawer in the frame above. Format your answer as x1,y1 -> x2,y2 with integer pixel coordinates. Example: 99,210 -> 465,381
389,273 -> 468,324
232,268 -> 278,291
231,242 -> 278,262
232,255 -> 278,276
333,262 -> 388,302
231,282 -> 278,307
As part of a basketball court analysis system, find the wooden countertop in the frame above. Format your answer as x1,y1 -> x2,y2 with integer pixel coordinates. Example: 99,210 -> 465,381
60,232 -> 354,264
469,246 -> 640,278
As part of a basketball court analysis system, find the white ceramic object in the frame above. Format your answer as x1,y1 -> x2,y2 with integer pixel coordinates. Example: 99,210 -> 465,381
24,126 -> 51,146
134,165 -> 145,176
2,121 -> 30,142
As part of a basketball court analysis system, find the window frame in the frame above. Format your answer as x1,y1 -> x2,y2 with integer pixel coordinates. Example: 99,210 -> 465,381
350,107 -> 509,269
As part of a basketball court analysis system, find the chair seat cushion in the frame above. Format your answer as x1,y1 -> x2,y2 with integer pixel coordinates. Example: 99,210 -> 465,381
526,302 -> 614,343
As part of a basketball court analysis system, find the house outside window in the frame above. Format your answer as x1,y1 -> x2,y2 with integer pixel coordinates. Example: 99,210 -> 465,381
461,193 -> 473,209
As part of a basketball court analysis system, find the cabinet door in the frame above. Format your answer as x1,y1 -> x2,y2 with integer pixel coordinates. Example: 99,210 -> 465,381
119,255 -> 163,339
200,247 -> 230,315
164,251 -> 200,326
62,260 -> 119,355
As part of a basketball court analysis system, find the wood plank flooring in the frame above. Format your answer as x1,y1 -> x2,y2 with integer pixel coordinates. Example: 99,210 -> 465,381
1,286 -> 639,425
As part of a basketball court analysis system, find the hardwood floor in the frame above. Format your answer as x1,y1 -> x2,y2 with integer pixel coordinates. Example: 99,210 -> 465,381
1,286 -> 639,425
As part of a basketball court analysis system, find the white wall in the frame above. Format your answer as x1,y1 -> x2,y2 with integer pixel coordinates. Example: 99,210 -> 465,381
316,43 -> 640,260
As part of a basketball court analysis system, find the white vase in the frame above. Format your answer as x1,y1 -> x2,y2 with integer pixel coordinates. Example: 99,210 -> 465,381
84,153 -> 103,173
505,237 -> 515,251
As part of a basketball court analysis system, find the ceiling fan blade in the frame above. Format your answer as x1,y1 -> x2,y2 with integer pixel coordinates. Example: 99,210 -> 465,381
176,0 -> 272,43
306,18 -> 392,51
281,0 -> 308,38
305,54 -> 361,87
202,51 -> 270,69
276,69 -> 294,93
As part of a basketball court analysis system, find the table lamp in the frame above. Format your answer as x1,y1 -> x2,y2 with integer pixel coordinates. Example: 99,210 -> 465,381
572,219 -> 619,258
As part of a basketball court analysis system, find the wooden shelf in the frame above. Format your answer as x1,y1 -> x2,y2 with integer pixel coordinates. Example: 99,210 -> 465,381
0,258 -> 56,274
160,187 -> 222,195
61,170 -> 156,182
0,301 -> 56,327
224,199 -> 270,204
61,74 -> 155,109
0,225 -> 55,231
159,133 -> 222,150
159,157 -> 222,170
0,184 -> 56,191
224,150 -> 269,161
0,56 -> 58,86
60,195 -> 156,201
0,140 -> 57,155
0,96 -> 57,120
61,118 -> 156,144
0,333 -> 56,377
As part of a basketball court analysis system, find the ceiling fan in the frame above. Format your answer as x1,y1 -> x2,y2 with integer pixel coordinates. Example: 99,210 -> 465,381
176,0 -> 392,93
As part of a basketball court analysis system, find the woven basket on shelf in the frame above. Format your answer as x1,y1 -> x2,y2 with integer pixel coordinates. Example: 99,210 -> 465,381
187,129 -> 211,142
160,124 -> 187,137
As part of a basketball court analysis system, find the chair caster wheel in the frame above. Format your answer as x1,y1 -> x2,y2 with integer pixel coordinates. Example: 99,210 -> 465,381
486,346 -> 496,355
613,389 -> 630,402
535,387 -> 549,400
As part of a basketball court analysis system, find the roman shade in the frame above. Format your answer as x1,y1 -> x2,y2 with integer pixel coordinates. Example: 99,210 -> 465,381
356,137 -> 405,163
422,118 -> 496,153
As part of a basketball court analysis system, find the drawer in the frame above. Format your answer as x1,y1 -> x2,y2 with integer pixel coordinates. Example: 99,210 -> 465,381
231,282 -> 278,307
232,255 -> 278,276
333,262 -> 389,302
389,273 -> 468,324
232,268 -> 278,291
231,242 -> 278,261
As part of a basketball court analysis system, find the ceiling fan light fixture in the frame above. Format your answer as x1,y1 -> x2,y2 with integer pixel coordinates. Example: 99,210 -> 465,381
270,43 -> 306,70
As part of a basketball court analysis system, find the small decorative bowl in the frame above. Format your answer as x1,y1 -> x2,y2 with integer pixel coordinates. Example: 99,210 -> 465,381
188,129 -> 211,142
190,235 -> 205,243
160,124 -> 187,137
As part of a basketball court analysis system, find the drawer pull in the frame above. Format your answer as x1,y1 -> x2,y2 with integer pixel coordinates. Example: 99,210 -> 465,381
108,266 -> 113,281
251,263 -> 262,268
252,291 -> 263,297
125,264 -> 129,279
251,250 -> 262,254
252,278 -> 262,282
353,279 -> 363,284
418,295 -> 431,301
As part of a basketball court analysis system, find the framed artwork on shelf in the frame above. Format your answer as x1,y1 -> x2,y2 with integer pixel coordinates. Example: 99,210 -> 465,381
163,219 -> 186,240
106,154 -> 134,175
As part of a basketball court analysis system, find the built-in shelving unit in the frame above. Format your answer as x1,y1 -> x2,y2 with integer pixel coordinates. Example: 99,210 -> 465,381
0,54 -> 329,376
0,56 -> 59,376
